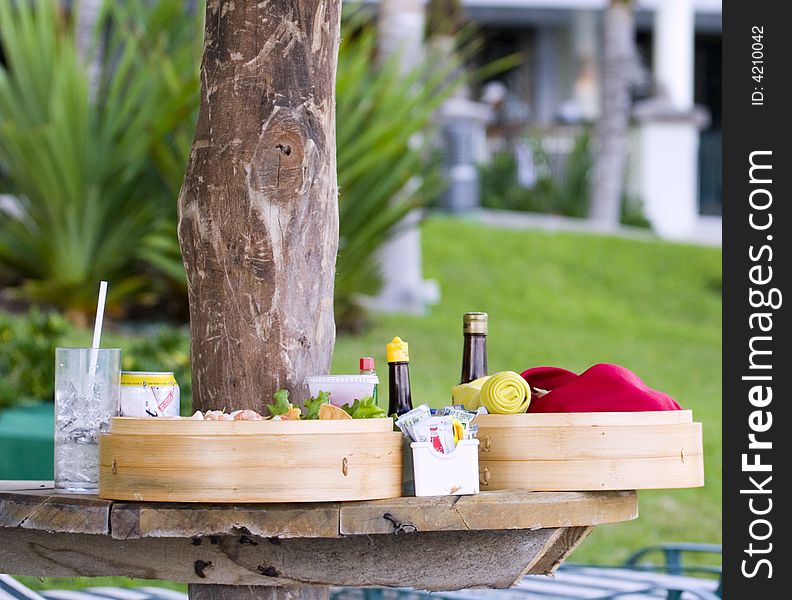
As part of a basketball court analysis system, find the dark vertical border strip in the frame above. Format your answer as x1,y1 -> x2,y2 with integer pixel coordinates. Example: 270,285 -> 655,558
723,1 -> 789,596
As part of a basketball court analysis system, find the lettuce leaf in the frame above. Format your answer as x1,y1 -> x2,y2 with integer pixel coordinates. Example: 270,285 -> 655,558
341,395 -> 387,419
303,390 -> 332,420
268,389 -> 291,417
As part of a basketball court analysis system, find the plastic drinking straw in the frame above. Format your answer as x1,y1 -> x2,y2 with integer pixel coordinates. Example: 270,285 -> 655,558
92,281 -> 108,349
85,281 -> 108,397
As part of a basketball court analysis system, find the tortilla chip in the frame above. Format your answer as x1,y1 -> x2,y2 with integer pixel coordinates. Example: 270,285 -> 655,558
282,405 -> 302,420
319,403 -> 353,420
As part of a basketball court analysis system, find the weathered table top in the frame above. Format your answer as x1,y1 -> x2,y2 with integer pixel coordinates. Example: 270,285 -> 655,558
0,481 -> 638,590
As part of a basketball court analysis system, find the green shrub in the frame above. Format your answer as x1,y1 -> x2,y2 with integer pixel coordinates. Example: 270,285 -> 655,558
480,133 -> 650,227
0,309 -> 192,412
0,310 -> 68,409
479,152 -> 526,212
480,134 -> 592,217
621,195 -> 652,229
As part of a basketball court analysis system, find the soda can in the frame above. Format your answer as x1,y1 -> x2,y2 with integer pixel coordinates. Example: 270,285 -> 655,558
120,371 -> 180,417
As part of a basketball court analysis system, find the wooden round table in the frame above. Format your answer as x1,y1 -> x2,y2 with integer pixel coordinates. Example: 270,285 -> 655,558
0,481 -> 636,594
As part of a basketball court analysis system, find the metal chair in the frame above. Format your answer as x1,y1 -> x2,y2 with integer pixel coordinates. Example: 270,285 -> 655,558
623,543 -> 722,599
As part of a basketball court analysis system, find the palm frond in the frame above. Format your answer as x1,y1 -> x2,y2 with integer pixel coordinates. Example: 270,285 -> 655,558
0,0 -> 200,315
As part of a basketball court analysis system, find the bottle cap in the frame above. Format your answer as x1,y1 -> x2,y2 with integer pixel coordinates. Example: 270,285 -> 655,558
463,312 -> 488,335
386,337 -> 409,363
360,357 -> 376,372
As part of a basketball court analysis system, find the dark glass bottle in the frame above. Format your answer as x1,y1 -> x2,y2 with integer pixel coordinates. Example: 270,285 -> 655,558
460,312 -> 488,384
386,337 -> 413,416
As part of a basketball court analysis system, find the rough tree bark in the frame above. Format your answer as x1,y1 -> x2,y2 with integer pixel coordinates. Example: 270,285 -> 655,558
178,0 -> 341,412
589,0 -> 637,227
179,2 -> 341,600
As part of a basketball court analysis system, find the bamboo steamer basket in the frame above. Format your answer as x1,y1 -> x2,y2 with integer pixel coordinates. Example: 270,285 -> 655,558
99,417 -> 403,502
475,410 -> 704,491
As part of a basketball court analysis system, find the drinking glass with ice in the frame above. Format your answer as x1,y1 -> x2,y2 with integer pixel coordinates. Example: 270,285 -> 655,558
54,347 -> 121,492
54,281 -> 121,493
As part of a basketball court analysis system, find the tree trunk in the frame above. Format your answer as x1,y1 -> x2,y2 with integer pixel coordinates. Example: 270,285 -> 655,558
589,0 -> 636,227
74,0 -> 104,95
188,586 -> 329,600
177,0 -> 341,412
377,0 -> 425,72
372,0 -> 431,315
179,2 -> 340,600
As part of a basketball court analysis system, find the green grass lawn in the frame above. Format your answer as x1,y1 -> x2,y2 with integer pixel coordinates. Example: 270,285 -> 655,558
13,215 -> 721,590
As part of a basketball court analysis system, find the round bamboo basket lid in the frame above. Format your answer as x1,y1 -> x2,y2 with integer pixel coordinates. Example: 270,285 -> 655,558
99,417 -> 403,503
475,410 -> 704,491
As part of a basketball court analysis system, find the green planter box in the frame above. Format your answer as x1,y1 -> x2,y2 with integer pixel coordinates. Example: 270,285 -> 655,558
0,402 -> 53,479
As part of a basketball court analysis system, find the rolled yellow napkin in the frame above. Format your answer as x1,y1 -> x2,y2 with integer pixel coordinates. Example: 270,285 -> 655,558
480,371 -> 531,414
451,375 -> 490,410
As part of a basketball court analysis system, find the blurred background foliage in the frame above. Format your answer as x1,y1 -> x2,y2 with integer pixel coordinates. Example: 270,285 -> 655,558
480,134 -> 592,217
478,133 -> 649,228
0,308 -> 190,411
0,0 -> 200,321
0,0 -> 501,328
0,310 -> 68,409
336,17 -> 454,329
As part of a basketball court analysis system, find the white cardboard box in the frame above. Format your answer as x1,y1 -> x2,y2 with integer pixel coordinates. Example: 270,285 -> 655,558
411,439 -> 480,496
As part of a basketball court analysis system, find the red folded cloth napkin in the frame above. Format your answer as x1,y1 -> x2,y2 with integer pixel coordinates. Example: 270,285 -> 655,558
521,363 -> 682,412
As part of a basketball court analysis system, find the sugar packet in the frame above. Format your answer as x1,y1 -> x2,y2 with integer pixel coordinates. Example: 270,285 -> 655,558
395,403 -> 431,441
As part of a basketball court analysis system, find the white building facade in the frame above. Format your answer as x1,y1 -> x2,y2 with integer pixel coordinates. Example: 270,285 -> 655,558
463,0 -> 722,239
